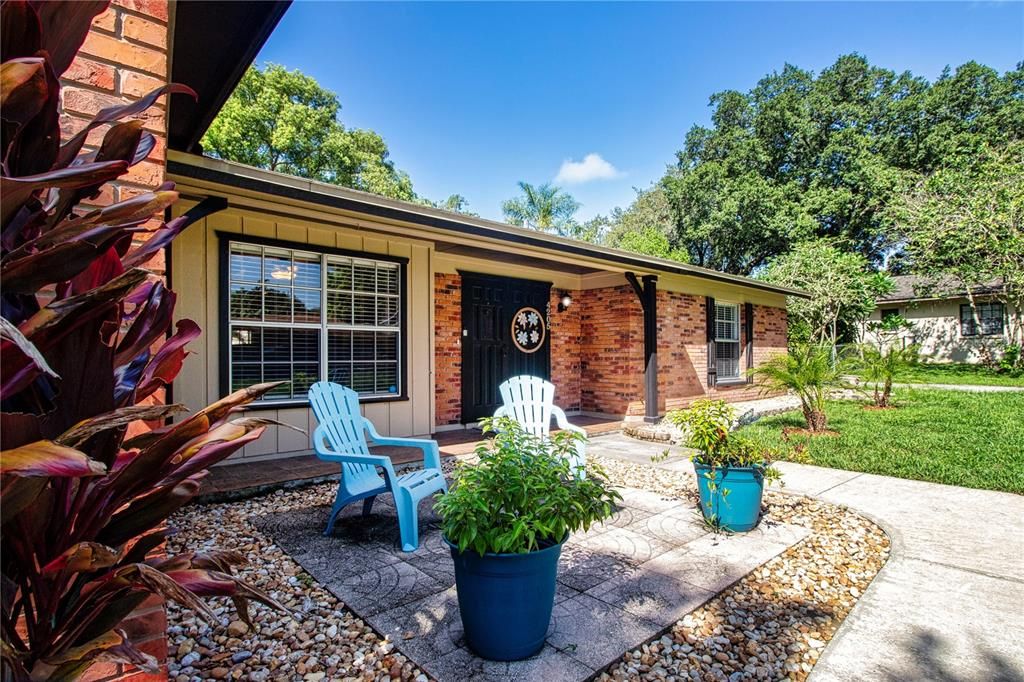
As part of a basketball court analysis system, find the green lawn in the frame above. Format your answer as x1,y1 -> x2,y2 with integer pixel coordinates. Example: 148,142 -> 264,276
737,390 -> 1024,494
860,362 -> 1024,387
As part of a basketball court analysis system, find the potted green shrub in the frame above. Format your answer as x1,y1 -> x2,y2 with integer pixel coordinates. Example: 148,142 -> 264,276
667,400 -> 780,532
435,418 -> 620,661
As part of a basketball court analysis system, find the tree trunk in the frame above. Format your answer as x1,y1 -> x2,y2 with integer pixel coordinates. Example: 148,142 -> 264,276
881,375 -> 893,407
803,407 -> 828,432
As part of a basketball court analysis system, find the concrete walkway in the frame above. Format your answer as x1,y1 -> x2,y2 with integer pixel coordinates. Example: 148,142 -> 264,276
890,381 -> 1024,392
774,462 -> 1024,681
844,375 -> 1024,393
589,434 -> 1024,681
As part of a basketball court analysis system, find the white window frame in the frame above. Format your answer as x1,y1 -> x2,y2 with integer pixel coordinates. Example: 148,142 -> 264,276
714,302 -> 741,381
225,239 -> 404,404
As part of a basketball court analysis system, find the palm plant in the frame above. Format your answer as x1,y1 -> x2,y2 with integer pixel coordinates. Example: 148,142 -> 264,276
501,182 -> 580,235
858,341 -> 919,407
1,3 -> 285,678
750,344 -> 850,432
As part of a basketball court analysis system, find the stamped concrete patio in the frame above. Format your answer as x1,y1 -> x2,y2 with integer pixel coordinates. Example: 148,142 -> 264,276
257,476 -> 807,681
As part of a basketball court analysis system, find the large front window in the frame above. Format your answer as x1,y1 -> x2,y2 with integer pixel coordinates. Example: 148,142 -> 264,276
960,302 -> 1003,337
227,240 -> 403,402
715,302 -> 741,380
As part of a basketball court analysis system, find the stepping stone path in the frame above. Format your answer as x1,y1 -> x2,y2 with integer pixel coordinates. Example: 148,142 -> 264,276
258,485 -> 808,682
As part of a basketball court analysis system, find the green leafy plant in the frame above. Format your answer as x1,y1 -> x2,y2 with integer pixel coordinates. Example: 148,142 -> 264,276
666,400 -> 780,530
856,341 -> 920,407
999,343 -> 1022,374
666,399 -> 778,475
1,3 -> 286,678
750,344 -> 852,432
436,418 -> 621,556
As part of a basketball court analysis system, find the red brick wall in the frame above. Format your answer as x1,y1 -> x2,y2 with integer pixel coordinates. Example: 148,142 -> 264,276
63,3 -> 172,680
657,291 -> 706,412
579,286 -> 645,415
434,273 -> 463,426
62,0 -> 169,228
549,289 -> 582,411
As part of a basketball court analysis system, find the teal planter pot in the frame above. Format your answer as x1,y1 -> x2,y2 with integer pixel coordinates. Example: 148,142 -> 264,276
693,462 -> 766,532
444,536 -> 564,661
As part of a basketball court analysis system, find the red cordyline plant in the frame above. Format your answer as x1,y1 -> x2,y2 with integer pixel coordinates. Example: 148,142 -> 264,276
1,2 -> 288,679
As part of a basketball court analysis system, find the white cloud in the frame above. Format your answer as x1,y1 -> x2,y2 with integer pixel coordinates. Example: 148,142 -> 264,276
554,153 -> 622,185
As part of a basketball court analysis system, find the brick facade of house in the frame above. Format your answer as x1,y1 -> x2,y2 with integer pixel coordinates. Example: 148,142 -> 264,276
548,288 -> 583,412
63,2 -> 172,680
432,274 -> 788,425
434,273 -> 463,426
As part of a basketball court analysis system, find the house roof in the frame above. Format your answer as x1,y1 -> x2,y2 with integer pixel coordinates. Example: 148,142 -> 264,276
167,152 -> 809,299
168,1 -> 291,153
164,1 -> 804,300
879,274 -> 1005,303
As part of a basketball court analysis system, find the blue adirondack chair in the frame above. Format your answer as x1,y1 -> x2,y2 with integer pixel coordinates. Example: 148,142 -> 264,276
494,375 -> 587,476
309,382 -> 447,551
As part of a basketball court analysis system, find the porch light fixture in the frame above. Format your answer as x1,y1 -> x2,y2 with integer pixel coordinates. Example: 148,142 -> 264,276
558,293 -> 573,312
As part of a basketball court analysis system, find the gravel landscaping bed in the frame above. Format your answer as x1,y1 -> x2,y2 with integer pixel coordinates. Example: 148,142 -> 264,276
592,455 -> 890,682
166,482 -> 431,682
166,453 -> 887,682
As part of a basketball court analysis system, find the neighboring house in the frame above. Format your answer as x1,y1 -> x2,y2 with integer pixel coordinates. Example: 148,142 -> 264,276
62,0 -> 806,468
864,274 -> 1018,363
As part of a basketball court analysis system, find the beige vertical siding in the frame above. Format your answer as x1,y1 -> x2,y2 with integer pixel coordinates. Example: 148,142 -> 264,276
171,203 -> 434,462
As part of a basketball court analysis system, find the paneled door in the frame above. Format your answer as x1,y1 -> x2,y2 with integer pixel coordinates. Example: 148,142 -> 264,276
460,272 -> 551,423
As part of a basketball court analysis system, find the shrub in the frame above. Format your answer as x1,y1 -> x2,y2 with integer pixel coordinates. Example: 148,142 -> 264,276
1,3 -> 284,678
750,344 -> 851,432
666,399 -> 778,475
856,341 -> 919,407
436,418 -> 621,555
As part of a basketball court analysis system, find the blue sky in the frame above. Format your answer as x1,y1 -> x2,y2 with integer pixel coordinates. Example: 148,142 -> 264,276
257,2 -> 1024,222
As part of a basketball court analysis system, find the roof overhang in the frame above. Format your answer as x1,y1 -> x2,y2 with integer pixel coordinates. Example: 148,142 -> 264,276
166,152 -> 809,299
168,1 -> 291,153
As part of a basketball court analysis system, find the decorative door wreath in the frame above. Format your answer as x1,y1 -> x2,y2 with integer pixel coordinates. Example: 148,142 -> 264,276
510,306 -> 546,353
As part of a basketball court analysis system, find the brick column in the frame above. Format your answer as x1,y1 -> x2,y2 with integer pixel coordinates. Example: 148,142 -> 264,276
434,273 -> 463,426
62,2 -> 172,680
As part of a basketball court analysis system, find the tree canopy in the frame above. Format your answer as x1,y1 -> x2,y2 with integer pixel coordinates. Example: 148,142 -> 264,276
761,239 -> 893,345
896,141 -> 1024,344
599,55 -> 1023,274
202,64 -> 417,201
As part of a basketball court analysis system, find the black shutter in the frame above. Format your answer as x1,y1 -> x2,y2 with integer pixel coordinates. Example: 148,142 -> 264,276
745,302 -> 754,384
706,296 -> 716,388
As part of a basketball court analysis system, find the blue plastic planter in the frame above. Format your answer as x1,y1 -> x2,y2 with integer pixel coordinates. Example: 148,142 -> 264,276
444,536 -> 564,661
693,462 -> 766,532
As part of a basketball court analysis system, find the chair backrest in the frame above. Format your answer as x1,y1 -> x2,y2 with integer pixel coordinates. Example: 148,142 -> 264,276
497,375 -> 555,437
309,382 -> 371,457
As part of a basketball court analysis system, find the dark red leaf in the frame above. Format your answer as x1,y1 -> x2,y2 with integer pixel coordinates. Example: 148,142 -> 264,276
0,1 -> 42,63
30,0 -> 109,77
133,319 -> 199,402
122,196 -> 228,268
0,160 -> 127,229
56,84 -> 197,169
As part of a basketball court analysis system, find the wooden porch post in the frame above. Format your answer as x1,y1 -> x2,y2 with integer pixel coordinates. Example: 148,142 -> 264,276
626,272 -> 659,423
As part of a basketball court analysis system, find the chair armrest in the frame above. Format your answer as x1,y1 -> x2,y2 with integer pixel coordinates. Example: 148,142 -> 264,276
551,406 -> 586,437
363,418 -> 442,470
312,424 -> 394,472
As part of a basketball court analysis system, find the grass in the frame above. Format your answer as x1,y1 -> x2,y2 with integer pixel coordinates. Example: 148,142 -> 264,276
856,362 -> 1024,387
737,389 -> 1024,494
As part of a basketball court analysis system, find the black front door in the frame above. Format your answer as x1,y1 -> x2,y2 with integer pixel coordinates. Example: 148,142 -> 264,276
461,272 -> 551,423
